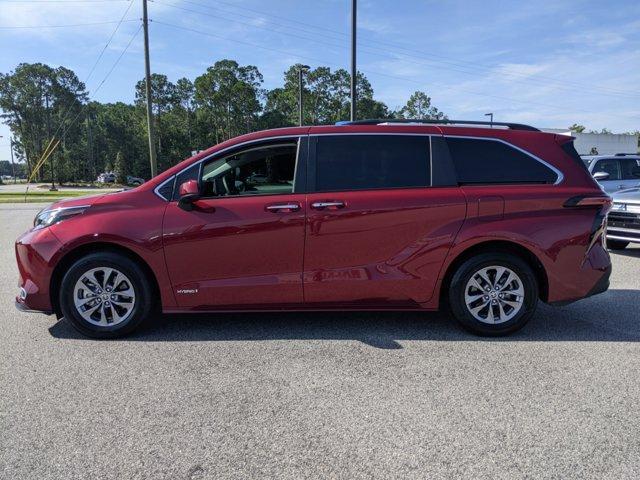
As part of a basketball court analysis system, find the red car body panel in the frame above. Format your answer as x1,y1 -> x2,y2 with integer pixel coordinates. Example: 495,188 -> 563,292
14,124 -> 611,317
304,187 -> 466,307
162,194 -> 306,309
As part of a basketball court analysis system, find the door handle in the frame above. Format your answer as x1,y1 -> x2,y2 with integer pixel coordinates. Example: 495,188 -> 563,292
311,201 -> 346,210
265,202 -> 301,213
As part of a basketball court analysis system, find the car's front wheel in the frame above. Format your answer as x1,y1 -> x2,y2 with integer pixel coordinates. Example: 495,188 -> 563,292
59,252 -> 153,338
448,253 -> 538,336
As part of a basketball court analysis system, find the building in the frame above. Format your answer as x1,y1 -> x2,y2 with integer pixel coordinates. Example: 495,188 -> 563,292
541,129 -> 638,156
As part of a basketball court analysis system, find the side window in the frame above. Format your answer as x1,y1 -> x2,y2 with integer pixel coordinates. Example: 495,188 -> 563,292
171,163 -> 200,201
200,142 -> 298,198
446,137 -> 558,185
315,135 -> 430,192
592,159 -> 621,180
620,158 -> 640,180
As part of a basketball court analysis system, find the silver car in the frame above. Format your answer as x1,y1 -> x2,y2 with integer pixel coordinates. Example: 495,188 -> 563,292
607,187 -> 640,250
583,154 -> 640,193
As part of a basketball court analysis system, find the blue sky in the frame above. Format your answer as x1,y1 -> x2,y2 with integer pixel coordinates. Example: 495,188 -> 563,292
1,0 -> 639,163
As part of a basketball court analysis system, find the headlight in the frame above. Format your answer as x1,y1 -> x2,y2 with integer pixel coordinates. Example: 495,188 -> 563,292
34,205 -> 90,229
611,202 -> 627,212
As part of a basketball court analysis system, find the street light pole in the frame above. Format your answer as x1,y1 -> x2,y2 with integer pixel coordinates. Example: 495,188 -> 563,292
298,65 -> 310,126
485,112 -> 494,127
350,0 -> 357,121
143,0 -> 158,178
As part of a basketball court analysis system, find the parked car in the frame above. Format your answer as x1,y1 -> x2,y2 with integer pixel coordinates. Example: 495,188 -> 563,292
15,120 -> 612,338
606,187 -> 640,250
97,172 -> 116,184
582,153 -> 640,193
126,175 -> 145,186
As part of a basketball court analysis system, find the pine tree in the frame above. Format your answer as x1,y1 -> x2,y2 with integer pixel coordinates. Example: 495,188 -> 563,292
114,151 -> 127,184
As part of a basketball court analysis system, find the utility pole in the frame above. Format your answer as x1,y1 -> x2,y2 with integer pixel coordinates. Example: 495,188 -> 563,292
298,65 -> 310,126
10,137 -> 16,184
143,0 -> 157,178
350,0 -> 357,121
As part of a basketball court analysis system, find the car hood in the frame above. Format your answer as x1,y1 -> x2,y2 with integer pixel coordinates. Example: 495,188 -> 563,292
44,192 -> 109,211
612,187 -> 640,204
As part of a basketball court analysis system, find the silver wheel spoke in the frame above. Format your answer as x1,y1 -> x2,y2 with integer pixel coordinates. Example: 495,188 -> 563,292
73,267 -> 136,327
464,265 -> 525,325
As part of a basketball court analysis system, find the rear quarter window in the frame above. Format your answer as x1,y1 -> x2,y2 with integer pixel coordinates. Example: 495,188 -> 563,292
446,137 -> 558,185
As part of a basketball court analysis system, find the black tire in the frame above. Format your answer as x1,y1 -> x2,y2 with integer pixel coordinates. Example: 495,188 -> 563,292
59,252 -> 153,339
606,239 -> 629,250
448,252 -> 538,336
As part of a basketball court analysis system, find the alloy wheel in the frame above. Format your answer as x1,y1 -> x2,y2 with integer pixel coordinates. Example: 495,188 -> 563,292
464,265 -> 525,324
72,267 -> 136,326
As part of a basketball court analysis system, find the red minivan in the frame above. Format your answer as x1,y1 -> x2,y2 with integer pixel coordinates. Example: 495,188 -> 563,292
15,120 -> 612,338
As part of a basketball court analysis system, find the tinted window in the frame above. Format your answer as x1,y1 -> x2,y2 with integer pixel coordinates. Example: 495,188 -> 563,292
315,135 -> 430,191
592,159 -> 621,180
620,158 -> 640,180
172,163 -> 200,200
446,137 -> 558,185
157,177 -> 175,200
200,142 -> 297,197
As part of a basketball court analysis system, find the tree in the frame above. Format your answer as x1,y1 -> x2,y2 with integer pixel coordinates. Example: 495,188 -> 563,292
1,60 -> 448,181
568,123 -> 586,133
0,63 -> 87,182
194,59 -> 263,143
399,91 -> 446,120
113,151 -> 126,183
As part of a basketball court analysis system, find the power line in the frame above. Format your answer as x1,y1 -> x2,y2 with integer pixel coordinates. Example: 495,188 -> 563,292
0,1 -> 130,3
162,0 -> 640,99
151,20 -> 593,115
84,0 -> 135,84
20,0 -> 138,184
0,19 -> 138,29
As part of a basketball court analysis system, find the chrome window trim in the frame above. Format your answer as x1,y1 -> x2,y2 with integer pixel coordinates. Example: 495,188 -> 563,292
154,175 -> 175,201
446,135 -> 564,185
154,135 -> 301,201
155,131 -> 563,201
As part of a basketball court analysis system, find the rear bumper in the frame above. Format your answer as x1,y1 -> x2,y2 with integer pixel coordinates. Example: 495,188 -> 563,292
548,250 -> 611,306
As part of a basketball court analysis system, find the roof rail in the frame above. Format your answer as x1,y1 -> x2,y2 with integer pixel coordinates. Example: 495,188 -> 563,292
335,118 -> 540,132
614,153 -> 639,156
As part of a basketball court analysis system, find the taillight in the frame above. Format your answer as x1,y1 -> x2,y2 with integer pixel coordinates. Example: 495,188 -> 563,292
563,195 -> 612,211
563,195 -> 612,254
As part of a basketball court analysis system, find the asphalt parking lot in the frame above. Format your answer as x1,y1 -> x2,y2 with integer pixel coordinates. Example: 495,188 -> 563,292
1,203 -> 639,480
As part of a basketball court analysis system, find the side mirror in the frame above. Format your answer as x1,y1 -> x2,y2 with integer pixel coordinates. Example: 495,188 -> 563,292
593,171 -> 610,181
178,179 -> 201,211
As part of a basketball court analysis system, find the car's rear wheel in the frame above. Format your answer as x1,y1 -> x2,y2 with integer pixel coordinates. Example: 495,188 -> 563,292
59,252 -> 152,338
606,239 -> 629,250
448,253 -> 538,336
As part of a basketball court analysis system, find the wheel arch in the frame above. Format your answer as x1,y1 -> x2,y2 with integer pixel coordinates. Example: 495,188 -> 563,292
439,239 -> 549,308
50,242 -> 161,318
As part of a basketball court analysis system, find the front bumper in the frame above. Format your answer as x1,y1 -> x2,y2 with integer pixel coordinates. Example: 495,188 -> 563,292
607,210 -> 640,244
15,227 -> 64,314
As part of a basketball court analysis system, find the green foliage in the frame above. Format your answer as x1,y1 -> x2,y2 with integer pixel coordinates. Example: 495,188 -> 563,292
568,123 -> 586,133
113,151 -> 126,184
1,60 -> 449,182
398,91 -> 447,120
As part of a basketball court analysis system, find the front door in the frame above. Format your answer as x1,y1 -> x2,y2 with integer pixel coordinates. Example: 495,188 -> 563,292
303,133 -> 466,307
163,138 -> 307,309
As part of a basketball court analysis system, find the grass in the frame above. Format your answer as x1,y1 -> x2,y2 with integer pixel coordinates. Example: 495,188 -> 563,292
0,190 -> 99,203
